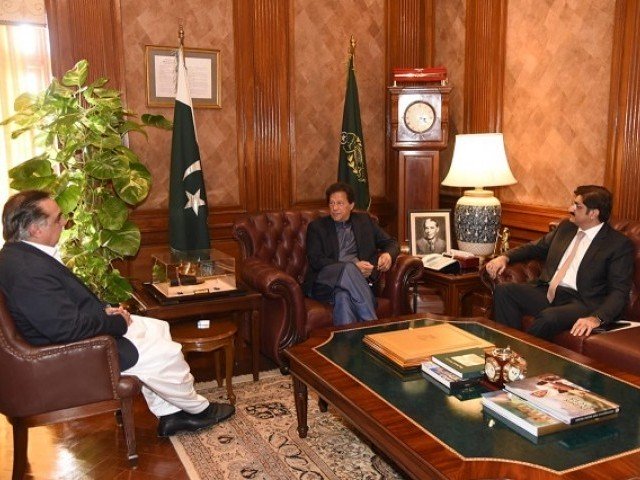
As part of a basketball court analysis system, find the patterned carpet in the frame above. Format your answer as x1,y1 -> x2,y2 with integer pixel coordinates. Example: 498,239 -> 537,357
171,371 -> 406,480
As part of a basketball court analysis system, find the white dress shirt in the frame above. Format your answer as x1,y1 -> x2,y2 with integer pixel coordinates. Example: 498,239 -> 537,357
556,222 -> 604,290
22,240 -> 63,263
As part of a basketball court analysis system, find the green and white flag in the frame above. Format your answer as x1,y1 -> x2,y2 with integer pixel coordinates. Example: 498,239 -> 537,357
169,46 -> 210,254
338,42 -> 370,210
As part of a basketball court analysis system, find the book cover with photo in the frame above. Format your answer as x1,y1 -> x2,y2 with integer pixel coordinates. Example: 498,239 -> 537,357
483,391 -> 587,437
504,373 -> 619,424
431,347 -> 487,379
482,391 -> 617,444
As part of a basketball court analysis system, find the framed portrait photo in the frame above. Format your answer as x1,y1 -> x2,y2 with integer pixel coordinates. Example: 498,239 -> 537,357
145,45 -> 221,108
409,210 -> 452,257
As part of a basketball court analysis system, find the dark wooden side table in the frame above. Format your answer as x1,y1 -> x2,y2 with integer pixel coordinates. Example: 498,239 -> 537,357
171,321 -> 238,404
414,268 -> 491,317
129,280 -> 262,381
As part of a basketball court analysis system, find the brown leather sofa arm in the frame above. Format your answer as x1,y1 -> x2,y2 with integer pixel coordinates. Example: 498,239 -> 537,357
379,254 -> 424,315
2,334 -> 123,417
480,259 -> 544,293
480,259 -> 544,319
240,257 -> 308,333
240,257 -> 305,299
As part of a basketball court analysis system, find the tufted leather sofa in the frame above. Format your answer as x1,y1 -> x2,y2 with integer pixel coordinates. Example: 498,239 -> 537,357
232,210 -> 423,371
480,218 -> 640,376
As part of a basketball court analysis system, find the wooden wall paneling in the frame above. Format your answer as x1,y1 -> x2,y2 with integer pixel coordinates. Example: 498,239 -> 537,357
386,0 -> 435,235
45,0 -> 126,95
119,209 -> 242,281
233,0 -> 257,213
463,0 -> 507,133
234,0 -> 293,212
501,203 -> 567,245
396,150 -> 439,242
386,0 -> 434,80
605,0 -> 640,220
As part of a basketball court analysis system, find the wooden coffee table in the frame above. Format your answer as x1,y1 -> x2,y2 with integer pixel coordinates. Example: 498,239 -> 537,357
285,314 -> 640,479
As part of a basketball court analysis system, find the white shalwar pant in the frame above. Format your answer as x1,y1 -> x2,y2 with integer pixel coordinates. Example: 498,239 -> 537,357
121,315 -> 209,417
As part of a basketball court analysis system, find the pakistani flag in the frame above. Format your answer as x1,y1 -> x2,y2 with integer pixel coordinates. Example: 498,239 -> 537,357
169,47 -> 210,255
338,51 -> 370,210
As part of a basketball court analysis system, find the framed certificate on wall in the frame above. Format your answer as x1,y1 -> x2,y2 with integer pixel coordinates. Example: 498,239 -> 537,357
145,45 -> 220,108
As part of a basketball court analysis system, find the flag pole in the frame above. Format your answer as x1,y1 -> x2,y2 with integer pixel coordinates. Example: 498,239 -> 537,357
337,35 -> 370,211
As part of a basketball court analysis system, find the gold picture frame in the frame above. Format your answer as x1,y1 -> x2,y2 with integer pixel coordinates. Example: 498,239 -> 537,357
145,45 -> 220,108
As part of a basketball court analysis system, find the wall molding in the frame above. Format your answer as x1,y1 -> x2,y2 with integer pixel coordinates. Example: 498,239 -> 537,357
501,202 -> 567,244
605,0 -> 640,220
463,0 -> 507,133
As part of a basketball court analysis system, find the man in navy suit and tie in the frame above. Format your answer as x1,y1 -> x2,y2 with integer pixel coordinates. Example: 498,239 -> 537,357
0,190 -> 235,437
485,185 -> 634,339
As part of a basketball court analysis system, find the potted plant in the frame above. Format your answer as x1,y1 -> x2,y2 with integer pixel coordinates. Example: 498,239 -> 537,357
1,60 -> 171,303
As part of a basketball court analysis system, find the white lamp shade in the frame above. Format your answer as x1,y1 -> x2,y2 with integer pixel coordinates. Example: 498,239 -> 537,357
442,133 -> 517,188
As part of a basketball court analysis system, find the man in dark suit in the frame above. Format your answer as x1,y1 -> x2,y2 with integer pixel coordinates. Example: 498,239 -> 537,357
485,185 -> 634,339
0,190 -> 234,437
304,182 -> 399,325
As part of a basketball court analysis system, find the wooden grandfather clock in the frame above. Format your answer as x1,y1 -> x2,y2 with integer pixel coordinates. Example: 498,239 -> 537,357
389,71 -> 451,244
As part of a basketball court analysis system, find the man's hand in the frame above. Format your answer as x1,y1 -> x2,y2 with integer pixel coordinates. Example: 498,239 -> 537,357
355,260 -> 375,277
485,255 -> 509,279
377,252 -> 392,272
570,316 -> 601,336
106,306 -> 132,326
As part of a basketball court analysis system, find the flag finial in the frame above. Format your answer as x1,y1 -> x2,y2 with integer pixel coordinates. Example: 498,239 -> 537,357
178,22 -> 185,47
349,35 -> 356,57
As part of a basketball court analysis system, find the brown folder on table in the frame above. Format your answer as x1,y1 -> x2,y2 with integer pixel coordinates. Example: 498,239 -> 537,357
363,323 -> 493,369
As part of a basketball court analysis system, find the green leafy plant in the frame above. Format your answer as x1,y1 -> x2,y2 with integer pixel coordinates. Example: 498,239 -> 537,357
1,60 -> 171,303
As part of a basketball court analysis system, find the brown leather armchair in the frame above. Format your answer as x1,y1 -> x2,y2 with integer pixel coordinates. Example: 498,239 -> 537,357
479,218 -> 640,375
0,291 -> 142,479
232,210 -> 423,371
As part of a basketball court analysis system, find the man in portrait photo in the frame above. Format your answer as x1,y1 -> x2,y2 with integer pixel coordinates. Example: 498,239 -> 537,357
416,217 -> 447,254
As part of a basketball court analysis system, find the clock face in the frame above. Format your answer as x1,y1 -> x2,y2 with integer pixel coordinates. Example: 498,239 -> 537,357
404,101 -> 436,134
503,364 -> 521,383
484,357 -> 500,382
503,357 -> 527,383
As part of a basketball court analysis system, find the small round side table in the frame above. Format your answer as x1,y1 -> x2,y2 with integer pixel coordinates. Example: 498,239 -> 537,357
171,321 -> 238,405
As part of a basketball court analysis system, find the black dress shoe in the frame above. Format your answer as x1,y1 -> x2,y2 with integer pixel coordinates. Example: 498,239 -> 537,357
157,402 -> 235,437
207,402 -> 235,423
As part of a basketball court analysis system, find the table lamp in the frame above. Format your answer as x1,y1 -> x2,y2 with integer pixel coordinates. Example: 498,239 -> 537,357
441,133 -> 517,257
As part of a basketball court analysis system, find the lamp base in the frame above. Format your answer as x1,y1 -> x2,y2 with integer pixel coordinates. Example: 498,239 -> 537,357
453,188 -> 501,257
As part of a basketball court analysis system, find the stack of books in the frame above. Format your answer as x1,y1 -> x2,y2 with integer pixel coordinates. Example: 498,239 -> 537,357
481,373 -> 619,439
363,323 -> 493,369
421,347 -> 487,392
